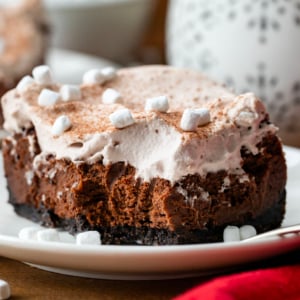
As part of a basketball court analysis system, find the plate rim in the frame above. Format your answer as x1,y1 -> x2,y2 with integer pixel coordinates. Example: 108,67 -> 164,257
0,115 -> 299,278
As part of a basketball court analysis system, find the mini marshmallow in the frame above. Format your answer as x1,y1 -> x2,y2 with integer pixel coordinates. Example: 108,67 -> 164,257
109,108 -> 135,129
36,228 -> 60,242
76,231 -> 101,245
223,225 -> 240,242
32,65 -> 54,85
60,85 -> 81,102
51,115 -> 72,136
180,108 -> 210,131
38,89 -> 60,106
59,232 -> 76,244
82,69 -> 106,85
240,225 -> 257,240
102,88 -> 122,104
0,279 -> 10,300
18,226 -> 40,241
145,95 -> 169,113
101,66 -> 117,80
16,75 -> 35,94
194,108 -> 211,125
181,110 -> 196,130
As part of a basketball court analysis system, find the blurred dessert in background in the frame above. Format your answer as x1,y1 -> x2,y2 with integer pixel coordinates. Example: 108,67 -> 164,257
0,0 -> 49,123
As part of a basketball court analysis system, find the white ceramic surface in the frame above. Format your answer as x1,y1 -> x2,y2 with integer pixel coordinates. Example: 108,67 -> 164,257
167,0 -> 300,147
44,0 -> 153,63
0,146 -> 299,280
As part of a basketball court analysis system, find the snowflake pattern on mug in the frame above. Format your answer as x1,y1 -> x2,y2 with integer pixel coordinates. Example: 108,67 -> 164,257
167,0 -> 300,134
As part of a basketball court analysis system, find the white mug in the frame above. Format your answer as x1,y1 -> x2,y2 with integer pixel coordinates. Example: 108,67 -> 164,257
167,0 -> 300,147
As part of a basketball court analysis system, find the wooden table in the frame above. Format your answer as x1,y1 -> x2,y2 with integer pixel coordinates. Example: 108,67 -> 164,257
0,256 -> 207,300
1,249 -> 300,299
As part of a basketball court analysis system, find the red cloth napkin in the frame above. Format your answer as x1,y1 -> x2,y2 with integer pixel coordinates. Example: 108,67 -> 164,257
174,265 -> 300,300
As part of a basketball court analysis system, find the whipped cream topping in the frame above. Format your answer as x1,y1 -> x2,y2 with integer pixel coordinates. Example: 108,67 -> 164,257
2,65 -> 277,183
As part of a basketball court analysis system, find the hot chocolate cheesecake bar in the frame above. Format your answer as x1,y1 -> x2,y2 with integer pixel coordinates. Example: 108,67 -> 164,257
1,65 -> 286,245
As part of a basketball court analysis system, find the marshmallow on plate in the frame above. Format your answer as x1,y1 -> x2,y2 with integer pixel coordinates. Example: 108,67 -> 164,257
223,225 -> 257,242
0,279 -> 10,300
223,225 -> 240,242
18,226 -> 40,241
76,231 -> 101,245
240,225 -> 257,240
36,229 -> 60,242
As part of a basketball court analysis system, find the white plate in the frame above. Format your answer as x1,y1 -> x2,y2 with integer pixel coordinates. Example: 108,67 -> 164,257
0,146 -> 299,280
